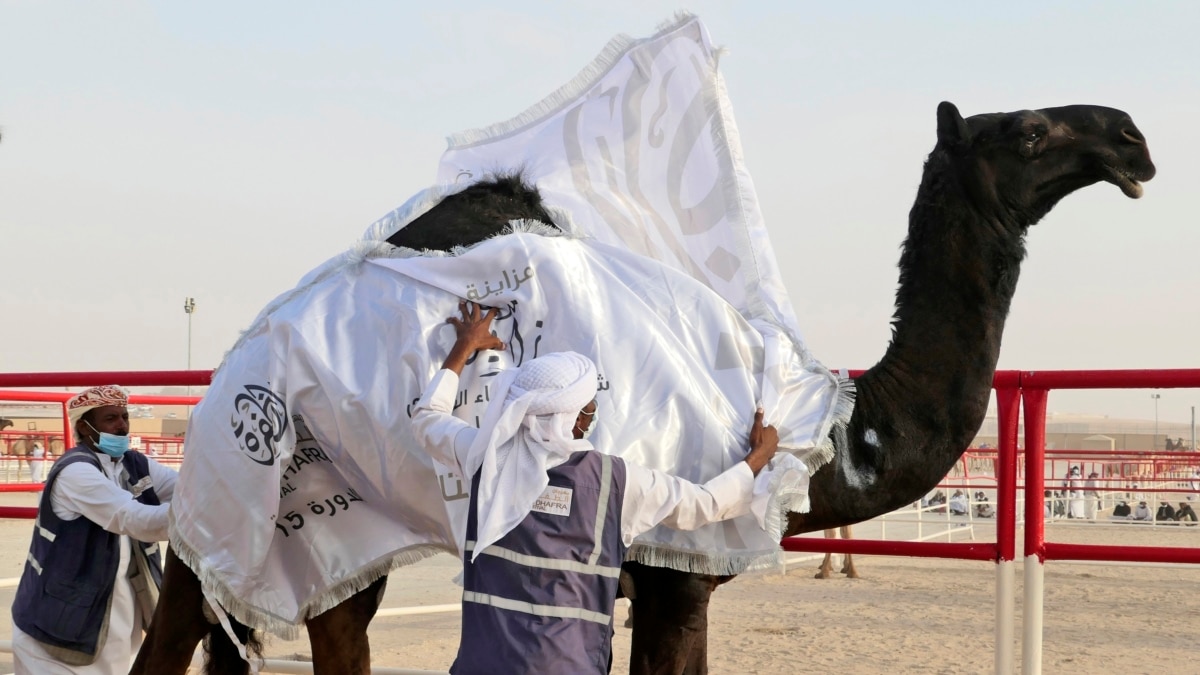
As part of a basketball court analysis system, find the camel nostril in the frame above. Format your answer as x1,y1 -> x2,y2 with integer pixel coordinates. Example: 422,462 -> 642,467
1121,127 -> 1145,144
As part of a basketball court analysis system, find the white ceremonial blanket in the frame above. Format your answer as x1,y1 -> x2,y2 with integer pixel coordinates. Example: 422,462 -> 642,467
171,14 -> 853,637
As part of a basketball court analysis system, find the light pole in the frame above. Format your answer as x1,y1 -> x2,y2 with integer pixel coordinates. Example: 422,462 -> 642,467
184,298 -> 196,395
1150,393 -> 1161,450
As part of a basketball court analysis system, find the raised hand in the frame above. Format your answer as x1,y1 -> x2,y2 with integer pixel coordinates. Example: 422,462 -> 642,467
441,301 -> 506,375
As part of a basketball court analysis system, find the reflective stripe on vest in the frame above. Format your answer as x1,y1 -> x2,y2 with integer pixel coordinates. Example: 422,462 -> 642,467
465,541 -> 622,578
462,590 -> 611,625
588,453 -> 613,566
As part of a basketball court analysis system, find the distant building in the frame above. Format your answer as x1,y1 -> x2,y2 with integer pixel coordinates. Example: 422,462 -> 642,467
971,412 -> 1195,451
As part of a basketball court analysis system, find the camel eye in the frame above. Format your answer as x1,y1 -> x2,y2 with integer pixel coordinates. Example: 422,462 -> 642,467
1019,131 -> 1043,157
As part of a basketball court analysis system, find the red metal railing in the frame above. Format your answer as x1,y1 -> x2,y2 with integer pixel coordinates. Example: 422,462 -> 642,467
0,367 -> 1196,672
1020,369 -> 1200,566
0,373 -> 207,516
781,370 -> 1023,562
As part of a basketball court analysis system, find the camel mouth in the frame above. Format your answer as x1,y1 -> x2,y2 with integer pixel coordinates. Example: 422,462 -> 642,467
1103,165 -> 1144,199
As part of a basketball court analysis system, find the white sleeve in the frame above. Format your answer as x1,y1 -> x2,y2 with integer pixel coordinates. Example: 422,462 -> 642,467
619,461 -> 755,546
50,462 -> 171,542
147,456 -> 178,503
410,369 -> 478,475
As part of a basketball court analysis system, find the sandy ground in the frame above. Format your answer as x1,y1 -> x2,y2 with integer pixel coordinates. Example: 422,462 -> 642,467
2,489 -> 1199,674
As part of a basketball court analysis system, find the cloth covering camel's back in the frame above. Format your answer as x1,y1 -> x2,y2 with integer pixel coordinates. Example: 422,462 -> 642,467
134,23 -> 1155,675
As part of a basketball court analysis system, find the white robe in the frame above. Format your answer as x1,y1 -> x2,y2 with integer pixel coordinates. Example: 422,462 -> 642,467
1067,475 -> 1086,518
12,451 -> 175,675
30,445 -> 45,483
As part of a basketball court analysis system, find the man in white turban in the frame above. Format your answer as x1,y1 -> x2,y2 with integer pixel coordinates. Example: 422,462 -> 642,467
412,303 -> 779,674
11,385 -> 177,674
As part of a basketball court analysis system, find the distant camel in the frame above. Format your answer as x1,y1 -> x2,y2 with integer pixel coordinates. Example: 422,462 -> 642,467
0,419 -> 14,478
815,526 -> 858,579
5,436 -> 42,480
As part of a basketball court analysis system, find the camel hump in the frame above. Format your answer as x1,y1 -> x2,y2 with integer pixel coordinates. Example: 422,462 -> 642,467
387,173 -> 558,252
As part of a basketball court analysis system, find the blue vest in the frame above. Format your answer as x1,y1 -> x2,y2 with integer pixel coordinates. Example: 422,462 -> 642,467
452,450 -> 628,675
11,446 -> 164,658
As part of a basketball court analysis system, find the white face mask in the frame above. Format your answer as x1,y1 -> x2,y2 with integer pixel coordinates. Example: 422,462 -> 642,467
582,409 -> 598,440
577,404 -> 598,441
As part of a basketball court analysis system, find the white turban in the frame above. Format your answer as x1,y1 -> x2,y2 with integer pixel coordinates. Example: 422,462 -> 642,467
468,351 -> 598,559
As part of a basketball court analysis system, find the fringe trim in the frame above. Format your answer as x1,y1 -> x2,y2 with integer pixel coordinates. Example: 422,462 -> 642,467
540,204 -> 585,238
625,542 -> 779,577
803,370 -> 856,474
446,13 -> 700,149
762,470 -> 812,545
170,531 -> 449,640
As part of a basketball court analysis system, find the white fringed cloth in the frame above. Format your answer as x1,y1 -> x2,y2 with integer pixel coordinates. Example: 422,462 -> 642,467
170,14 -> 853,638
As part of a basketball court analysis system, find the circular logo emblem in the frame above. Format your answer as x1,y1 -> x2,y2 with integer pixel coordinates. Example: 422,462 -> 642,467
230,384 -> 289,466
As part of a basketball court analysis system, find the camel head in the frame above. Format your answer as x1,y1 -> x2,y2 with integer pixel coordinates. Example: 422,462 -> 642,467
934,102 -> 1155,224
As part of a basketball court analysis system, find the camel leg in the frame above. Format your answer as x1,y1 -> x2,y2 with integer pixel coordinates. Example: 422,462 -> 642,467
305,576 -> 388,675
839,525 -> 859,578
131,548 -> 211,675
619,572 -> 635,629
814,528 -> 836,579
624,561 -> 727,675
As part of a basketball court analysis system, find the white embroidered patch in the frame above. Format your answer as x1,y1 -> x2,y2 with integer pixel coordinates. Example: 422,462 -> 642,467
530,486 -> 573,517
128,476 -> 153,498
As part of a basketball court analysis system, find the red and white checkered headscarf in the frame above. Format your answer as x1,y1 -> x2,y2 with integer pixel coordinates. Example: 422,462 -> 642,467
67,384 -> 129,425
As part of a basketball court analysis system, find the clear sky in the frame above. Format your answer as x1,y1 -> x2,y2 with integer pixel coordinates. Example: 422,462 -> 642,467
1,2 -> 1197,427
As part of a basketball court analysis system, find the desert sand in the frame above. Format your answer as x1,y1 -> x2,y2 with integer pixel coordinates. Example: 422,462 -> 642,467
2,488 -> 1198,674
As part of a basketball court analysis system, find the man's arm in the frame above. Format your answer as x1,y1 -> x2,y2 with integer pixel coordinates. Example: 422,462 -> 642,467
410,301 -> 506,473
51,463 -> 171,542
147,456 -> 178,502
410,370 -> 478,474
620,409 -> 779,544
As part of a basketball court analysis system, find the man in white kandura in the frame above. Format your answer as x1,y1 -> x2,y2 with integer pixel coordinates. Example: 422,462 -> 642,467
411,302 -> 780,674
11,385 -> 177,674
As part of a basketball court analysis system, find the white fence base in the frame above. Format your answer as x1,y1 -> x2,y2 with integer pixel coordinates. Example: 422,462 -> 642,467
1022,554 -> 1045,675
995,559 -> 1015,675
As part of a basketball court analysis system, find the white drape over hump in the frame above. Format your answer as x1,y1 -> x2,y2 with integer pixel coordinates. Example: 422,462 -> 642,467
170,14 -> 852,637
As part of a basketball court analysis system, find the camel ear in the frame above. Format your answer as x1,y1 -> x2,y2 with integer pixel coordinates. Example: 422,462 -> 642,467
936,101 -> 970,149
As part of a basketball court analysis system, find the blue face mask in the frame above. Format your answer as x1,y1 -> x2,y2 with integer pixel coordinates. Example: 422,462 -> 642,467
86,421 -> 130,458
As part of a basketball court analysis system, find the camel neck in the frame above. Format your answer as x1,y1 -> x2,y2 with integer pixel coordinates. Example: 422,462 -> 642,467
792,201 -> 1028,533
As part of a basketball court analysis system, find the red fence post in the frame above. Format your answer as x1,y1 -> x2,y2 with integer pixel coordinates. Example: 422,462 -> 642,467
994,377 -> 1020,564
1022,388 -> 1049,562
